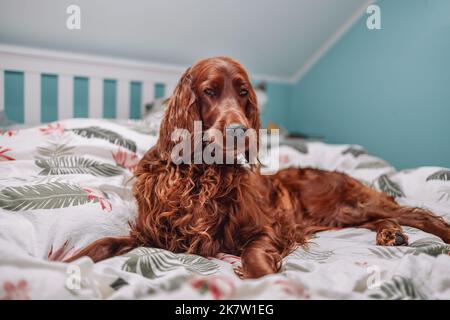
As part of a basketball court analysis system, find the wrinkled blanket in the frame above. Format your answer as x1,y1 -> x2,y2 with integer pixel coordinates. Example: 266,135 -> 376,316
0,118 -> 449,300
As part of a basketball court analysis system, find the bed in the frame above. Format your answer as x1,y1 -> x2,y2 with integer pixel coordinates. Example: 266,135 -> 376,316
1,117 -> 449,300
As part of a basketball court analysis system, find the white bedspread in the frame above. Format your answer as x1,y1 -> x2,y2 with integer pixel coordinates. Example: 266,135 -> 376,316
0,118 -> 449,300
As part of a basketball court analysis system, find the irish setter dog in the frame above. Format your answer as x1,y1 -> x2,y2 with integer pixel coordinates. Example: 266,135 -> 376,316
67,57 -> 450,279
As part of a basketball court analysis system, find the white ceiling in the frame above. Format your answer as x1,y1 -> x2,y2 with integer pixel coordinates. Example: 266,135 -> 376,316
0,0 -> 368,81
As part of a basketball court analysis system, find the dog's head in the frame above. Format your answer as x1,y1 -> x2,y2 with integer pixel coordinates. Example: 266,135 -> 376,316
157,57 -> 260,164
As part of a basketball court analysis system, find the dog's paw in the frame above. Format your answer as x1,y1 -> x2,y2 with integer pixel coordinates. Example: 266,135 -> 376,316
233,266 -> 245,279
376,228 -> 409,246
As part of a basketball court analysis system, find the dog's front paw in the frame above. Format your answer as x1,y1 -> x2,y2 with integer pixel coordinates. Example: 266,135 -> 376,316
233,266 -> 245,279
376,228 -> 408,246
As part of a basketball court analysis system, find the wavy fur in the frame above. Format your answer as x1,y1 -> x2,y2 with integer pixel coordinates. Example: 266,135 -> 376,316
66,57 -> 450,279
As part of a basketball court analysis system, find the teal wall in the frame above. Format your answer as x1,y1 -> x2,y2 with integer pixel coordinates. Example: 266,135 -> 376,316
73,77 -> 89,118
260,82 -> 292,129
288,0 -> 450,170
154,83 -> 165,99
129,81 -> 142,119
41,74 -> 58,123
4,71 -> 24,123
103,79 -> 117,119
2,72 -> 169,124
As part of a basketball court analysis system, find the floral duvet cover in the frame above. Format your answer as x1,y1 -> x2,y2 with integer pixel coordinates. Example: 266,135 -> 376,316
0,118 -> 449,300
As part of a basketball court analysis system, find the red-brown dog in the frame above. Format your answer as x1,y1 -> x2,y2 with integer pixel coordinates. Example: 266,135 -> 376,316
67,57 -> 450,279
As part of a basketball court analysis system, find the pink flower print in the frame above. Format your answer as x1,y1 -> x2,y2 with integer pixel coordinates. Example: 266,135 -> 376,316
84,188 -> 112,212
273,279 -> 310,299
0,129 -> 18,137
2,280 -> 30,300
216,253 -> 242,266
279,154 -> 290,165
112,148 -> 139,173
39,122 -> 65,135
190,275 -> 235,300
47,240 -> 76,262
0,147 -> 15,161
355,261 -> 369,267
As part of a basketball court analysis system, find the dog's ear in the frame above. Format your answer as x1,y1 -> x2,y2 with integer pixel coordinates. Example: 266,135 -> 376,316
246,84 -> 261,139
247,84 -> 261,132
157,67 -> 201,159
64,236 -> 137,263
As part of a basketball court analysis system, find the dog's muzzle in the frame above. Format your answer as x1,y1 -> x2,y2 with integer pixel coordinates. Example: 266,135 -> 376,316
225,123 -> 248,137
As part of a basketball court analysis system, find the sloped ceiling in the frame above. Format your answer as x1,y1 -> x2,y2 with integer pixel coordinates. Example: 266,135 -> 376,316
0,0 -> 369,81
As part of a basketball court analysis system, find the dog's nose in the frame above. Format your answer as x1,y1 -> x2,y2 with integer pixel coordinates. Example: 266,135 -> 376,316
225,123 -> 247,137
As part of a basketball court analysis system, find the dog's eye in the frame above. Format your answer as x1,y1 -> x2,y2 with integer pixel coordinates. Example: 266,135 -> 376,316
239,89 -> 249,97
203,88 -> 216,97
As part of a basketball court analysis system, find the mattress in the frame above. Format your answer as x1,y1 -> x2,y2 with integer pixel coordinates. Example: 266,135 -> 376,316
0,118 -> 449,300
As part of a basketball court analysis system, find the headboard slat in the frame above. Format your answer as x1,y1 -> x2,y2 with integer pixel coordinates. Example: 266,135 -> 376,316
116,79 -> 130,119
164,82 -> 176,99
142,81 -> 155,112
24,72 -> 40,125
88,77 -> 103,119
0,45 -> 184,124
58,74 -> 73,120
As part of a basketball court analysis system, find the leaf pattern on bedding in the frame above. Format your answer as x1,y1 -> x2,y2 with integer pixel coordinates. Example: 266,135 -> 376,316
281,141 -> 308,154
0,181 -> 99,211
367,247 -> 407,260
294,142 -> 308,154
407,238 -> 450,257
110,278 -> 128,291
367,238 -> 450,259
377,174 -> 405,198
35,156 -> 123,176
402,226 -> 420,235
437,186 -> 450,202
426,170 -> 450,182
122,247 -> 219,279
342,146 -> 367,158
68,126 -> 137,152
146,275 -> 188,295
36,143 -> 76,159
355,161 -> 390,169
289,244 -> 334,262
369,276 -> 428,300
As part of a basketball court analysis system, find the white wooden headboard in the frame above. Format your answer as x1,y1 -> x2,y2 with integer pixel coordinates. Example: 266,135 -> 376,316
0,44 -> 184,125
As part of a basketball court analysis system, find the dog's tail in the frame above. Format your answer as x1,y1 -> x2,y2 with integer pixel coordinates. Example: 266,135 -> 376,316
64,236 -> 138,263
